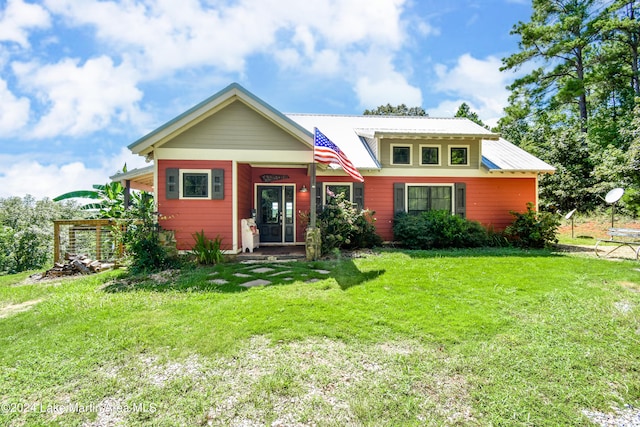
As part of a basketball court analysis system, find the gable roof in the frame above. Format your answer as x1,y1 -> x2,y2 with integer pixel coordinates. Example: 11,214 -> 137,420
128,83 -> 313,156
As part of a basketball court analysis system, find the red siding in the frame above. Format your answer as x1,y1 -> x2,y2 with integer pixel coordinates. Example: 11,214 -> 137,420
237,163 -> 253,241
363,176 -> 537,241
158,160 -> 233,251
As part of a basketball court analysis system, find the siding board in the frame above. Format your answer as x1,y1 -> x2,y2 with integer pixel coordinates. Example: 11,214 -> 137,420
163,101 -> 308,151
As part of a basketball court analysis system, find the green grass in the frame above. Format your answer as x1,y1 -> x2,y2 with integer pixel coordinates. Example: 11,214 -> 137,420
0,248 -> 639,426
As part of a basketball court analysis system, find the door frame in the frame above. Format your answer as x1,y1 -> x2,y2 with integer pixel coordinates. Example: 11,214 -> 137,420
254,183 -> 297,245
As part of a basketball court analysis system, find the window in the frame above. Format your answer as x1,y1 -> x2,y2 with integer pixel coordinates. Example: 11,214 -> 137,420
420,145 -> 440,165
407,185 -> 452,214
391,145 -> 412,165
183,173 -> 209,198
450,147 -> 469,166
324,183 -> 351,204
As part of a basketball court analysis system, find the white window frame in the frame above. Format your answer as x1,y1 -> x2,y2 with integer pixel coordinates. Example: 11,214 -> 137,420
179,169 -> 211,199
390,144 -> 412,166
419,144 -> 441,166
405,183 -> 455,214
323,182 -> 353,205
449,145 -> 470,166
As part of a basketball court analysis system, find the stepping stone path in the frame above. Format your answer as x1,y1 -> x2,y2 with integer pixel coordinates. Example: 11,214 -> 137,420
208,279 -> 228,285
206,263 -> 334,289
234,273 -> 251,278
313,269 -> 331,275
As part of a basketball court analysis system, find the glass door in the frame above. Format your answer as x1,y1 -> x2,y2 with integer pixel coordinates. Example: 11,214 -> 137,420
257,186 -> 283,243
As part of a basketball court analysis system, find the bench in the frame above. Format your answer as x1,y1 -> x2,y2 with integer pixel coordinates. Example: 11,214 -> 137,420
595,228 -> 640,260
241,218 -> 260,253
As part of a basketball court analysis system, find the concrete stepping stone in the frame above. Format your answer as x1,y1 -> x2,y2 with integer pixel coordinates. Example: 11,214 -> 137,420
209,279 -> 228,285
269,270 -> 292,276
314,269 -> 331,274
306,278 -> 321,283
240,279 -> 271,288
234,273 -> 251,278
250,267 -> 274,274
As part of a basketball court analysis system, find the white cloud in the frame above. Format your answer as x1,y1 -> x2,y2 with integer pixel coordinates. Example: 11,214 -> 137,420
0,148 -> 149,199
12,56 -> 144,138
427,53 -> 516,126
0,0 -> 50,48
0,78 -> 30,133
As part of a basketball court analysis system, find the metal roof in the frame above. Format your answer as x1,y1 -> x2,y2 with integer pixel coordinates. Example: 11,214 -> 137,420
287,113 -> 501,170
481,138 -> 555,173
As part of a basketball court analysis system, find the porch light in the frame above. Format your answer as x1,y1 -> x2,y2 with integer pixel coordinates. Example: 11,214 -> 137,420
299,185 -> 308,193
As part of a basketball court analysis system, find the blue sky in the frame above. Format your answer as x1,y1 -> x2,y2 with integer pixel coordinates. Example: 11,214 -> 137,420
0,0 -> 532,199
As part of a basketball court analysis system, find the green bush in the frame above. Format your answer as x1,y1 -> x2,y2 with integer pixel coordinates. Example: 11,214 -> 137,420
393,210 -> 490,249
122,194 -> 177,274
504,202 -> 560,249
191,231 -> 224,265
317,193 -> 382,254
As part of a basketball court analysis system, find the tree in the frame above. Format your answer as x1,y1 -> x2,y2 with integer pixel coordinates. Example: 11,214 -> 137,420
0,196 -> 82,273
363,103 -> 427,116
454,102 -> 489,128
502,0 -> 598,130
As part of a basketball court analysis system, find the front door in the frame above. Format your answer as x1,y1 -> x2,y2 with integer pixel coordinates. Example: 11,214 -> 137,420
257,185 -> 295,243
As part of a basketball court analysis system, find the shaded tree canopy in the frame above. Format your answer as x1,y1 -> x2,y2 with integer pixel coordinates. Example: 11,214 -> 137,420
363,103 -> 427,116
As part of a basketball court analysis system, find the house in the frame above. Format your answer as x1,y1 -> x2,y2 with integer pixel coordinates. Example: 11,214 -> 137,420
112,83 -> 555,253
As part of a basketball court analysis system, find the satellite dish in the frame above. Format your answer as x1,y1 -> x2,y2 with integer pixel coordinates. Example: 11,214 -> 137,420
605,188 -> 624,204
565,208 -> 577,220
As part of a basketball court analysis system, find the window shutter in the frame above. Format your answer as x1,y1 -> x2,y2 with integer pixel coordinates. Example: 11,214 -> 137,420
315,182 -> 323,214
393,183 -> 405,213
166,168 -> 179,199
353,182 -> 364,210
212,169 -> 224,200
455,182 -> 466,218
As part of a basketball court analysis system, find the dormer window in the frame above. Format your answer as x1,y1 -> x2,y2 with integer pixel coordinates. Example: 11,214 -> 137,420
450,146 -> 469,166
391,145 -> 412,165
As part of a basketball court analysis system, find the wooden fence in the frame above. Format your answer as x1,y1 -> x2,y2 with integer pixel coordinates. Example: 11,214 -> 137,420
53,219 -> 124,263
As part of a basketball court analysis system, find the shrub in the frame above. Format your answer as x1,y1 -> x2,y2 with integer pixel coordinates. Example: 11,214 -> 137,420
121,194 -> 177,274
393,210 -> 489,249
317,192 -> 382,254
191,231 -> 224,265
504,202 -> 560,249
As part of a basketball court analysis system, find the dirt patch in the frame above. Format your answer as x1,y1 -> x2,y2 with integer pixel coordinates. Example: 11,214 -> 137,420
0,299 -> 43,319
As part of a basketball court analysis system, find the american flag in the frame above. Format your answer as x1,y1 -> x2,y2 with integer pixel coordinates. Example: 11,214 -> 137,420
314,127 -> 364,182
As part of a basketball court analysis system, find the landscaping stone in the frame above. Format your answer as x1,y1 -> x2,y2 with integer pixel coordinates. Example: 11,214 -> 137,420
306,278 -> 321,283
209,279 -> 228,285
250,267 -> 274,274
234,273 -> 251,278
240,279 -> 271,288
269,270 -> 292,276
314,269 -> 331,274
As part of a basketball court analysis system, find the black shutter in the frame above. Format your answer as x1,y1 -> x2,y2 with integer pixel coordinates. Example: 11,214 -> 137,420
394,183 -> 405,213
316,182 -> 323,214
212,169 -> 224,200
166,168 -> 179,200
353,182 -> 364,210
455,182 -> 466,218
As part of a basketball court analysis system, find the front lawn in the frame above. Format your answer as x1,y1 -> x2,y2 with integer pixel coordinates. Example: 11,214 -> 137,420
0,248 -> 638,426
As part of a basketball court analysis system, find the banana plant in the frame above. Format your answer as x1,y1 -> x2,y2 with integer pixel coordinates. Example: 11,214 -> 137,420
54,182 -> 133,219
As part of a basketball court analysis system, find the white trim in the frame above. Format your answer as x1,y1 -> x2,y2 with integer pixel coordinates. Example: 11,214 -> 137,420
405,183 -> 455,214
419,144 -> 441,166
322,182 -> 354,205
179,169 -> 212,199
449,145 -> 470,166
156,147 -> 312,163
390,143 -> 412,166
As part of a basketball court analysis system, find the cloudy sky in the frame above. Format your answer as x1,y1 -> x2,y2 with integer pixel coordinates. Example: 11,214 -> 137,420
0,0 -> 532,199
